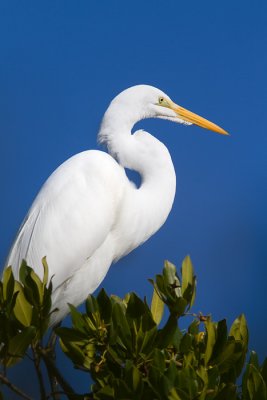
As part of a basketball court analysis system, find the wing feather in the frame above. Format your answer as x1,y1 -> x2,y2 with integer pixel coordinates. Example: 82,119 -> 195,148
6,150 -> 127,290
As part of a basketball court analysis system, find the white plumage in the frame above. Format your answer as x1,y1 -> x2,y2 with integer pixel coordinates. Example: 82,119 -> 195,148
5,85 -> 227,325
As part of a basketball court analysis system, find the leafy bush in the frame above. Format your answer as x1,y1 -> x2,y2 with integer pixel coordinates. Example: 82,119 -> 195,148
0,257 -> 266,399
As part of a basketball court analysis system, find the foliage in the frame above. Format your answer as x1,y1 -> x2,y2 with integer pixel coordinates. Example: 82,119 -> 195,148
0,259 -> 52,367
0,256 -> 266,399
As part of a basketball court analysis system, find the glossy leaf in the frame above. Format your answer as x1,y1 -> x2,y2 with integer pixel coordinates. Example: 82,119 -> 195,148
151,287 -> 164,325
163,260 -> 181,298
181,256 -> 193,295
13,281 -> 32,327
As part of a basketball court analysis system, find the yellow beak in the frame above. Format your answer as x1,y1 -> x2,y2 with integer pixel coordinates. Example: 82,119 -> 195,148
170,101 -> 229,135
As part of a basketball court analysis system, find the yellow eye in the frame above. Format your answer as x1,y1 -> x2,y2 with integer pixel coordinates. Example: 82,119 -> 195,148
158,97 -> 169,108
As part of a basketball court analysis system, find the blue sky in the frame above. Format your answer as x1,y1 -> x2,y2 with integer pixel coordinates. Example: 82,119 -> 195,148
0,0 -> 266,396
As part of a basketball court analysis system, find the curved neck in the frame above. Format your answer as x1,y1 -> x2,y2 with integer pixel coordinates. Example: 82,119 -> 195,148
98,101 -> 139,160
98,109 -> 176,258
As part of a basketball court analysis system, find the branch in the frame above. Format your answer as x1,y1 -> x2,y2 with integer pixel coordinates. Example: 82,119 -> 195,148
39,348 -> 76,399
0,372 -> 33,400
32,345 -> 47,400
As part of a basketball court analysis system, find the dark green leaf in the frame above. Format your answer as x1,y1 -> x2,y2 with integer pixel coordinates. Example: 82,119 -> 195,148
211,319 -> 227,360
126,292 -> 146,319
261,358 -> 267,387
112,303 -> 132,351
6,326 -> 36,367
56,327 -> 87,342
157,314 -> 178,348
180,333 -> 193,354
86,294 -> 99,315
97,289 -> 112,322
204,318 -> 217,365
18,260 -> 28,285
2,266 -> 14,302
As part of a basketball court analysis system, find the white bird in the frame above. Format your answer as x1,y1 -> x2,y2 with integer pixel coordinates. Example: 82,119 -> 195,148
5,85 -> 227,325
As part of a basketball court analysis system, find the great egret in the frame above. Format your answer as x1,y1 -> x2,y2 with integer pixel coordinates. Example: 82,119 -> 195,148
5,85 -> 227,325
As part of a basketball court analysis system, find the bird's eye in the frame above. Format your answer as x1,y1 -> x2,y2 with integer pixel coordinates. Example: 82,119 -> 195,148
159,97 -> 164,104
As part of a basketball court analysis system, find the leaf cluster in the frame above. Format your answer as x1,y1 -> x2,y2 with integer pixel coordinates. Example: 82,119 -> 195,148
56,256 -> 267,399
0,256 -> 267,400
0,258 -> 53,368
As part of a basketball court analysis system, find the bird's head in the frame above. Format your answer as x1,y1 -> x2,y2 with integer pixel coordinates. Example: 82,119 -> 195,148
112,84 -> 228,135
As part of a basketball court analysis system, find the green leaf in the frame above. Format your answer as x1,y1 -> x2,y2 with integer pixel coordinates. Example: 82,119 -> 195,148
97,289 -> 112,322
126,292 -> 146,319
197,365 -> 208,386
243,363 -> 267,400
168,388 -> 182,400
112,303 -> 132,351
181,255 -> 196,308
211,319 -> 227,360
215,383 -> 237,400
86,294 -> 99,315
113,378 -> 132,399
164,260 -> 177,283
22,268 -> 42,307
250,351 -> 260,370
19,260 -> 29,285
163,260 -> 181,298
106,345 -> 123,366
152,348 -> 165,371
6,326 -> 36,367
13,281 -> 32,327
68,304 -> 87,332
154,275 -> 167,299
261,358 -> 267,387
214,340 -> 240,375
124,361 -> 143,395
29,269 -> 44,304
172,297 -> 188,316
181,256 -> 193,295
188,319 -> 200,335
151,287 -> 164,325
93,385 -> 114,399
42,256 -> 49,286
204,318 -> 216,365
139,325 -> 157,354
2,266 -> 14,301
229,314 -> 249,376
229,314 -> 248,347
180,333 -> 193,354
157,314 -> 178,348
56,327 -> 87,342
59,339 -> 87,367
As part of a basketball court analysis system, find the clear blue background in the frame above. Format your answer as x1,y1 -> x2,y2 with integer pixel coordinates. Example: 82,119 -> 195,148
0,1 -> 266,397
